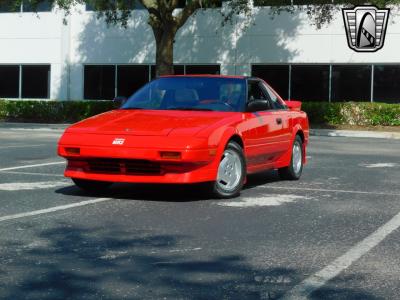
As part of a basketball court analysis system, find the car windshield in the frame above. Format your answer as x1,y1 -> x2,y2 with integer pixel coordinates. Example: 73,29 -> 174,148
121,77 -> 246,112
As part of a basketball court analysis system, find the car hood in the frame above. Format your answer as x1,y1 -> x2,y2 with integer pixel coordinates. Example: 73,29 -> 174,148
66,109 -> 239,136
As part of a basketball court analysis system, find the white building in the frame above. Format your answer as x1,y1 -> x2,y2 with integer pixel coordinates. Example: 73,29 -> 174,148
0,2 -> 399,102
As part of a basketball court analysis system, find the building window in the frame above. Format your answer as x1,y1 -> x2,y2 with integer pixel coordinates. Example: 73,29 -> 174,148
0,65 -> 50,99
0,1 -> 20,12
252,65 -> 289,99
150,65 -> 185,80
84,65 -> 115,100
176,0 -> 221,8
21,65 -> 50,99
0,1 -> 51,12
293,0 -> 331,4
84,64 -> 220,100
254,0 -> 291,6
173,65 -> 185,75
86,1 -> 139,11
185,64 -> 220,75
117,65 -> 149,98
331,65 -> 371,102
22,0 -> 51,12
291,65 -> 329,101
85,3 -> 95,11
0,66 -> 19,98
373,65 -> 400,103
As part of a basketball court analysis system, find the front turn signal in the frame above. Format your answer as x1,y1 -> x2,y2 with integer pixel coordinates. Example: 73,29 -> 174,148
65,147 -> 80,155
159,151 -> 181,159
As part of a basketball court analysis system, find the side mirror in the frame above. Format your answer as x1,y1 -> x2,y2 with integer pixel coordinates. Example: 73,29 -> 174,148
246,99 -> 270,112
284,100 -> 302,111
113,96 -> 127,107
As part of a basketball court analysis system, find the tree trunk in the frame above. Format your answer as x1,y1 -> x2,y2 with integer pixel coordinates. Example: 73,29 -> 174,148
154,27 -> 176,77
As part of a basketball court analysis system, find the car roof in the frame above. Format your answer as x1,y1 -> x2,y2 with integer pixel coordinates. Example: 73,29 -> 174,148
160,74 -> 248,79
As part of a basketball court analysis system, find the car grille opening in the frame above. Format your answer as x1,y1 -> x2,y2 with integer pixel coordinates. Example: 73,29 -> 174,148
77,158 -> 161,175
67,158 -> 202,175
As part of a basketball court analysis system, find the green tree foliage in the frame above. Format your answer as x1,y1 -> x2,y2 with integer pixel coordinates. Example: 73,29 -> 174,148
18,0 -> 395,75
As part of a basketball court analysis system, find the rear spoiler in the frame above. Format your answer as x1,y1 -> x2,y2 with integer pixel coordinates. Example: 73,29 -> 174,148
284,100 -> 302,111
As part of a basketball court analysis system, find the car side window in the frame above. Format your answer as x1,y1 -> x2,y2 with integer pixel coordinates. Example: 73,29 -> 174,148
248,81 -> 268,101
261,83 -> 286,110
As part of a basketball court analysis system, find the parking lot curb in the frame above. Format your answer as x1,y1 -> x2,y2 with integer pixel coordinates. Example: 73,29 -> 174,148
310,129 -> 400,140
0,122 -> 68,132
1,123 -> 399,139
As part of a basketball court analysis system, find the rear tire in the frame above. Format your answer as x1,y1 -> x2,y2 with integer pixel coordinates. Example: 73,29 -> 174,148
72,178 -> 112,192
278,135 -> 303,180
210,141 -> 246,199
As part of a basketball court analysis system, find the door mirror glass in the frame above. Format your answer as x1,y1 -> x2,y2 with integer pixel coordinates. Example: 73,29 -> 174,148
246,99 -> 270,112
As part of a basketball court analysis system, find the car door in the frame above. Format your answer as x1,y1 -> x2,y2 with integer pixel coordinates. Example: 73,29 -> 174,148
241,79 -> 287,168
261,81 -> 292,152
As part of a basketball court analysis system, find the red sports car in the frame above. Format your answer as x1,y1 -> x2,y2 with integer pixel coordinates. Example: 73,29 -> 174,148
58,75 -> 309,198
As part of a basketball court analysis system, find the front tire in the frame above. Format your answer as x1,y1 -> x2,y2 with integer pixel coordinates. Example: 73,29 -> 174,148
210,141 -> 246,199
72,178 -> 113,192
278,135 -> 303,180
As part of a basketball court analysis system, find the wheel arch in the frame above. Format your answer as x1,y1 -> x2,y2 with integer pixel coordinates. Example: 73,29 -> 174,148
295,129 -> 305,143
293,128 -> 306,164
228,134 -> 244,149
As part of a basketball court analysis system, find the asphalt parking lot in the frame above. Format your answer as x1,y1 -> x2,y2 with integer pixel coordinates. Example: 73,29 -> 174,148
0,126 -> 399,299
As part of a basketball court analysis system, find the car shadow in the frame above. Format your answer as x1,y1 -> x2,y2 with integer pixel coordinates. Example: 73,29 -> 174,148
55,170 -> 284,202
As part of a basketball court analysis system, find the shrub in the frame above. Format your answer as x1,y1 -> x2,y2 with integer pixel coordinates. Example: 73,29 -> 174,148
0,99 -> 399,126
302,102 -> 400,126
0,100 -> 116,123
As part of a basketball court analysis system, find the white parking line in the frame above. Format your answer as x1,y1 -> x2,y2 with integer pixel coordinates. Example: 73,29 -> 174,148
281,208 -> 400,299
0,171 -> 65,177
263,185 -> 400,197
0,181 -> 69,191
218,194 -> 311,207
0,198 -> 112,223
0,161 -> 64,172
0,144 -> 46,149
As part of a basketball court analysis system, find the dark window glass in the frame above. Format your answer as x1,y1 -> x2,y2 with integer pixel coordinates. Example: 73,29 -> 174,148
150,65 -> 185,80
23,1 -> 51,12
186,65 -> 220,75
0,1 -> 20,12
177,0 -> 221,7
293,0 -> 331,4
174,65 -> 185,75
291,65 -> 329,102
248,81 -> 268,101
254,0 -> 291,6
84,65 -> 115,100
86,1 -> 138,11
262,83 -> 286,109
0,66 -> 19,98
151,65 -> 156,80
176,0 -> 186,8
252,65 -> 289,99
21,65 -> 50,99
117,65 -> 149,98
85,3 -> 95,11
373,65 -> 400,103
331,65 -> 371,102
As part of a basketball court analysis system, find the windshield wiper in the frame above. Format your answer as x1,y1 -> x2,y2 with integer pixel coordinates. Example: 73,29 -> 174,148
168,107 -> 213,111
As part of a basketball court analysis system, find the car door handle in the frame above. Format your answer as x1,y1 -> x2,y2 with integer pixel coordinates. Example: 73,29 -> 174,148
276,118 -> 282,125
